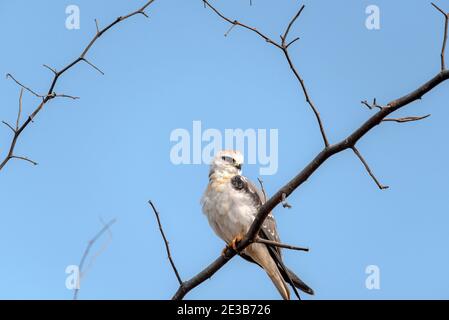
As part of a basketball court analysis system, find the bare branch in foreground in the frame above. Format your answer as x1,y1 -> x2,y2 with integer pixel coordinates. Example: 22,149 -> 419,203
73,218 -> 117,300
149,200 -> 183,286
0,0 -> 157,173
171,2 -> 449,300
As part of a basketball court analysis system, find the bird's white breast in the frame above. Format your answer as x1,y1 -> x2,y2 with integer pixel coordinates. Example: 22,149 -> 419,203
201,176 -> 257,244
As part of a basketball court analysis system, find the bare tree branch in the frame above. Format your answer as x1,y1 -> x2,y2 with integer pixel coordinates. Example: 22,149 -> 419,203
253,237 -> 309,252
16,88 -> 23,130
432,2 -> 448,71
257,177 -> 267,203
6,73 -> 43,98
383,114 -> 431,123
10,156 -> 38,166
171,2 -> 449,300
43,64 -> 57,75
73,218 -> 117,300
202,0 -> 329,147
0,0 -> 157,173
361,98 -> 383,110
149,200 -> 183,286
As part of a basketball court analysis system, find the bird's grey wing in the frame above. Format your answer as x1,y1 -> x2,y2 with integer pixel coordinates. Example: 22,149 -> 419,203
231,175 -> 313,297
230,175 -> 264,207
230,175 -> 282,251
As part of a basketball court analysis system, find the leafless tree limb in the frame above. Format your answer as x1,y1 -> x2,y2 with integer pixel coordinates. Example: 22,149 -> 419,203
149,201 -> 183,286
0,0 -> 156,173
202,0 -> 329,147
16,88 -> 23,130
361,98 -> 383,110
170,2 -> 449,300
73,218 -> 117,300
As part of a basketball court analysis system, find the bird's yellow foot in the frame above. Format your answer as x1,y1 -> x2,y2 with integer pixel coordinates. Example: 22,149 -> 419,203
221,234 -> 244,256
230,234 -> 243,251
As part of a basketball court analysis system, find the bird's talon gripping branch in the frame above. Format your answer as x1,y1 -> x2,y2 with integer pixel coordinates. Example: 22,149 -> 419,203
222,235 -> 243,256
229,234 -> 243,252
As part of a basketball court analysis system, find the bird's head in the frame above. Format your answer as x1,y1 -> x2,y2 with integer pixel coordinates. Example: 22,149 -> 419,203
209,150 -> 244,177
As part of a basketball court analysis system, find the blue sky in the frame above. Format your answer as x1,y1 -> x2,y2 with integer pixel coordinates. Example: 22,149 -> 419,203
0,0 -> 448,299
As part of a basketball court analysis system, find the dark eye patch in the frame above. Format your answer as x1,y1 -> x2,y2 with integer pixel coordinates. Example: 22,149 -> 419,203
221,156 -> 234,163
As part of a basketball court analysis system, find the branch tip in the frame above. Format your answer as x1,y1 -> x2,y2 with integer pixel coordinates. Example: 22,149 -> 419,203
148,200 -> 183,286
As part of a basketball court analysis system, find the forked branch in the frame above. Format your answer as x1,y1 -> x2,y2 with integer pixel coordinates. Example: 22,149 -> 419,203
202,0 -> 329,147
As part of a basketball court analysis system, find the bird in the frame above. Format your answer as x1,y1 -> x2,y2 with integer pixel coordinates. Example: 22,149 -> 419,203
201,150 -> 313,300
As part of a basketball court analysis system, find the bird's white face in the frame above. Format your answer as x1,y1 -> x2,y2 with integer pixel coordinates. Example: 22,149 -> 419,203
210,150 -> 244,176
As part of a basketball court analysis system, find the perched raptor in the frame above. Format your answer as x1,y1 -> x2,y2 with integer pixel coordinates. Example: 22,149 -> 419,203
201,150 -> 313,300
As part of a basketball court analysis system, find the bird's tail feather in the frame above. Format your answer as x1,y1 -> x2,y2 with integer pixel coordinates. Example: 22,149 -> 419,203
281,267 -> 314,295
246,244 -> 290,300
265,263 -> 290,300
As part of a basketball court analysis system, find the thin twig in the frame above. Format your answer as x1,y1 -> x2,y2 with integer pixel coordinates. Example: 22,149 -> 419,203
361,98 -> 383,110
53,93 -> 80,100
257,177 -> 267,203
16,88 -> 23,130
286,37 -> 300,48
94,19 -> 100,34
282,5 -> 305,42
10,156 -> 38,166
73,218 -> 117,300
253,237 -> 309,252
383,114 -> 431,123
352,147 -> 389,190
431,2 -> 448,71
149,200 -> 183,286
81,58 -> 105,75
82,217 -> 114,280
6,73 -> 43,98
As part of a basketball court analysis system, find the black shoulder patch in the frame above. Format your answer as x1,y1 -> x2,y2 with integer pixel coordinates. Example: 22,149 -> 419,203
231,175 -> 263,207
231,175 -> 245,190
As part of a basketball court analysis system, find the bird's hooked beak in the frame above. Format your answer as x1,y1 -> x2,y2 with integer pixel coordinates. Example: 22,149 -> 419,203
235,163 -> 242,170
